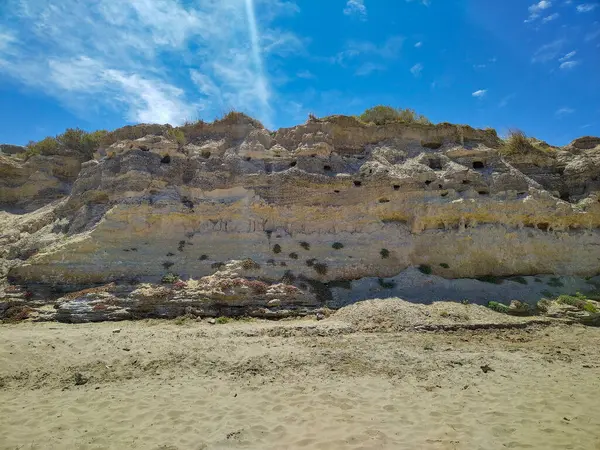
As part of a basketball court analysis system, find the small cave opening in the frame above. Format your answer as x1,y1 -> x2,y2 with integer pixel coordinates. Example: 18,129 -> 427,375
441,191 -> 448,197
472,161 -> 485,169
289,161 -> 297,167
425,180 -> 432,185
393,185 -> 400,191
245,156 -> 251,161
560,193 -> 570,202
537,222 -> 550,231
265,163 -> 273,174
438,184 -> 443,189
378,198 -> 390,203
462,180 -> 471,185
478,190 -> 489,196
353,180 -> 362,187
428,158 -> 442,170
323,165 -> 332,171
160,155 -> 171,164
334,190 -> 340,193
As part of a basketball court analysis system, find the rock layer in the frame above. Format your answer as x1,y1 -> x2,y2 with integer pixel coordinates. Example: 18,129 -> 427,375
1,116 -> 600,321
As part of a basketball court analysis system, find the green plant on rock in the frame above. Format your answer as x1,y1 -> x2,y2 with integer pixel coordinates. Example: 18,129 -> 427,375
378,278 -> 396,289
313,262 -> 328,276
215,316 -> 231,324
289,252 -> 299,260
440,263 -> 450,269
166,128 -> 186,146
241,258 -> 261,270
272,244 -> 282,254
299,241 -> 310,250
477,275 -> 503,284
380,248 -> 390,259
548,277 -> 564,287
332,242 -> 344,250
161,273 -> 180,284
418,264 -> 432,275
487,301 -> 509,313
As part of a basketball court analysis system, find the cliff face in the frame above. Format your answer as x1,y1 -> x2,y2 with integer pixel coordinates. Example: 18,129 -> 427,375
1,117 -> 600,321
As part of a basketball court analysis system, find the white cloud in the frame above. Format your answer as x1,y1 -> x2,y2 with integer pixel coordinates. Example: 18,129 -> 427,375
577,3 -> 598,12
355,62 -> 386,76
555,107 -> 574,116
525,1 -> 552,22
410,63 -> 423,77
472,89 -> 487,98
344,0 -> 367,19
532,39 -> 564,62
0,0 -> 301,127
473,64 -> 487,69
542,13 -> 560,22
559,60 -> 580,69
415,41 -> 423,48
559,50 -> 577,61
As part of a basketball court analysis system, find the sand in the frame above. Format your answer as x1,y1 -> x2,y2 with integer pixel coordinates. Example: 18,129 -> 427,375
1,300 -> 600,450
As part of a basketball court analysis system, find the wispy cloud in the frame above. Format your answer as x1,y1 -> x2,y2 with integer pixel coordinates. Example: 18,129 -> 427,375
472,89 -> 487,98
499,93 -> 516,108
410,63 -> 423,77
525,1 -> 552,22
559,60 -> 580,69
355,62 -> 386,76
0,0 -> 301,126
406,0 -> 431,6
576,3 -> 598,12
532,39 -> 564,62
296,70 -> 315,79
331,36 -> 404,65
542,12 -> 560,22
559,51 -> 577,61
344,0 -> 367,19
415,41 -> 423,48
555,107 -> 574,116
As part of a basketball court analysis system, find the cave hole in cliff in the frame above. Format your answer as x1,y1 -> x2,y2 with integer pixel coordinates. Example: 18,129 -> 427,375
428,158 -> 442,170
393,185 -> 400,191
323,165 -> 332,171
559,193 -> 570,202
181,197 -> 194,209
160,155 -> 171,164
245,156 -> 251,161
425,180 -> 432,185
537,222 -> 550,231
462,180 -> 471,185
440,191 -> 448,197
334,190 -> 340,193
478,190 -> 489,196
353,180 -> 362,187
289,161 -> 297,167
472,161 -> 484,169
265,163 -> 273,174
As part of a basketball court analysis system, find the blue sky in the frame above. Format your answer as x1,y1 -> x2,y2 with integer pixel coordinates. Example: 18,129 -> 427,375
0,0 -> 599,146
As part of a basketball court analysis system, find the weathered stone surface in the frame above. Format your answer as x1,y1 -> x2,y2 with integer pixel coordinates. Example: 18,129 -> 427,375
1,117 -> 599,321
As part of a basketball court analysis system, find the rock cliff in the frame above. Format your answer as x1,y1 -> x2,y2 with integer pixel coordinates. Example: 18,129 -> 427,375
1,114 -> 600,321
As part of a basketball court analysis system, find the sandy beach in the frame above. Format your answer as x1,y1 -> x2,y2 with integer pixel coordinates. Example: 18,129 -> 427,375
1,301 -> 600,450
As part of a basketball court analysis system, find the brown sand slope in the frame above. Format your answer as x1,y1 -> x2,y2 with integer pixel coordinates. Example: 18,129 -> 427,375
1,300 -> 600,450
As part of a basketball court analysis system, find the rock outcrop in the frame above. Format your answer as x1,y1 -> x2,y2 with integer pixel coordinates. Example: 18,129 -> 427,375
1,115 -> 600,321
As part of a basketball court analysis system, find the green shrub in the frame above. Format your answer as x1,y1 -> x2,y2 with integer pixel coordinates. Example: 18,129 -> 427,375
166,128 -> 186,146
272,244 -> 282,254
557,293 -> 598,313
215,316 -> 231,324
359,106 -> 431,126
26,137 -> 59,158
299,242 -> 310,250
332,242 -> 344,250
418,264 -> 432,275
487,301 -> 509,313
161,273 -> 180,284
501,129 -> 555,157
380,248 -> 390,259
289,252 -> 299,260
440,263 -> 450,269
512,277 -> 528,285
305,258 -> 317,267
